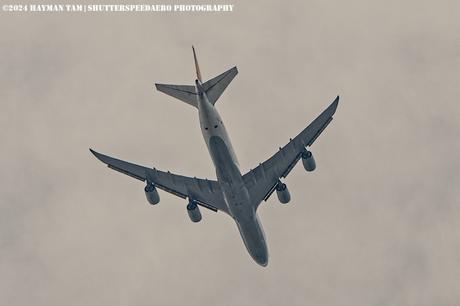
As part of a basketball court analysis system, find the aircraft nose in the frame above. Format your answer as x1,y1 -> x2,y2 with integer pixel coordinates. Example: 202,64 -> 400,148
257,258 -> 268,267
253,252 -> 269,267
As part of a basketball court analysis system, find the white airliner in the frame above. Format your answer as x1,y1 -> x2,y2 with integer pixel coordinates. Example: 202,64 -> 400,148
90,47 -> 339,266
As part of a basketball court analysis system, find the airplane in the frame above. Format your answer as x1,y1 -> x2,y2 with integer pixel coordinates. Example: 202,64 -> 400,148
90,47 -> 339,266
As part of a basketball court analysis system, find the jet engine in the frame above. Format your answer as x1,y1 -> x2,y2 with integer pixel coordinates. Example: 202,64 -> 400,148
302,150 -> 316,172
144,183 -> 160,205
276,181 -> 291,204
186,200 -> 202,223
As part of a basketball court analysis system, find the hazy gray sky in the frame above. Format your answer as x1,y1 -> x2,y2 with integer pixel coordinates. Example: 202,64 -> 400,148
1,1 -> 459,305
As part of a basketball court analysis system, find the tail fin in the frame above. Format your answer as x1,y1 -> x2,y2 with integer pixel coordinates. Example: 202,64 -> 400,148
192,46 -> 202,82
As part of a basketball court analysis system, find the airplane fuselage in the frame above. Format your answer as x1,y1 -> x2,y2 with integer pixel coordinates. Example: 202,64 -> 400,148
196,80 -> 268,266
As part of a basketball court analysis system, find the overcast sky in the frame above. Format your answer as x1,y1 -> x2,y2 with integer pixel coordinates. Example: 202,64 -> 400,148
1,1 -> 459,305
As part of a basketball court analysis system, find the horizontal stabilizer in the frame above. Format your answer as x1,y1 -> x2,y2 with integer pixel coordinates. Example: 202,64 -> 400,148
203,67 -> 238,105
155,84 -> 198,108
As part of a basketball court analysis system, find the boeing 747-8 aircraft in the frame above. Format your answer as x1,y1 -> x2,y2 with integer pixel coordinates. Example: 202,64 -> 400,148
90,47 -> 339,266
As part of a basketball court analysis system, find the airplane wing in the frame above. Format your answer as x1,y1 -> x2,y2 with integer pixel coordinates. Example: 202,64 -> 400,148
242,96 -> 339,208
90,149 -> 229,214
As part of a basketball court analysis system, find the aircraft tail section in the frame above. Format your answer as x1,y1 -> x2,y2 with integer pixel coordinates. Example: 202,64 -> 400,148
155,46 -> 238,108
192,46 -> 238,104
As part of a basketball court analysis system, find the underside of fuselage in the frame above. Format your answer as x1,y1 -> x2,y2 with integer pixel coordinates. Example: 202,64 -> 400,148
208,133 -> 269,267
197,87 -> 269,266
236,214 -> 269,266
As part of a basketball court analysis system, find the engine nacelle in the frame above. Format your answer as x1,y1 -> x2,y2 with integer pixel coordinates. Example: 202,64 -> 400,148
276,181 -> 291,204
187,200 -> 202,223
144,183 -> 160,205
302,150 -> 316,172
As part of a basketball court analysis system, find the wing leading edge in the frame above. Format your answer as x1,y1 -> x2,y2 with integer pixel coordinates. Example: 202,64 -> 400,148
89,149 -> 229,214
243,96 -> 339,207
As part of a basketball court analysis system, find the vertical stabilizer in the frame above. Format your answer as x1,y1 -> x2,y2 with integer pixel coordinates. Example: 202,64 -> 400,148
192,46 -> 202,82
